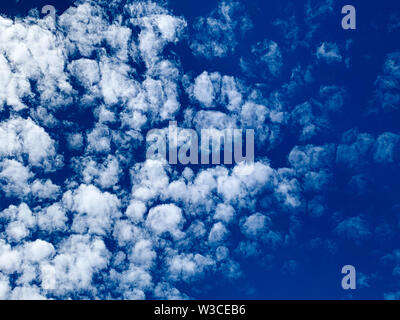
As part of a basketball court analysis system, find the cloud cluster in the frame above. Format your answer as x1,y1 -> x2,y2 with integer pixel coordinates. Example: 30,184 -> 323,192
0,0 -> 399,300
190,1 -> 252,59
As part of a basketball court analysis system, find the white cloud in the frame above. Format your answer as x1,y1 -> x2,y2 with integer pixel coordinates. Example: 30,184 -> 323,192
131,159 -> 170,203
208,222 -> 228,244
129,239 -> 156,269
241,213 -> 268,238
190,1 -> 252,58
0,159 -> 32,197
40,235 -> 110,295
373,52 -> 400,111
38,203 -> 68,232
154,282 -> 189,299
0,273 -> 10,299
65,184 -> 121,236
2,203 -> 36,242
126,199 -> 147,223
0,240 -> 22,273
168,253 -> 214,281
214,203 -> 235,223
0,118 -> 62,171
192,71 -> 219,108
316,42 -> 342,64
31,179 -> 61,200
99,57 -> 139,106
59,2 -> 109,58
24,240 -> 55,263
145,204 -> 185,239
68,58 -> 100,89
113,220 -> 144,247
79,155 -> 121,189
86,124 -> 112,154
10,285 -> 46,300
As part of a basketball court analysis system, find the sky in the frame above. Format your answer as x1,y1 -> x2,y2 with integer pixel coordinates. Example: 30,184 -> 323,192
0,0 -> 399,300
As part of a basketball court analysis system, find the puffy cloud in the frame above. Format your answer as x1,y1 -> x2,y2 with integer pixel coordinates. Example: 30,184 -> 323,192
68,58 -> 100,89
241,213 -> 268,238
79,155 -> 121,189
168,253 -> 214,281
67,133 -> 84,151
316,42 -> 342,64
214,203 -> 235,223
220,75 -> 243,112
131,159 -> 170,203
1,203 -> 36,242
208,222 -> 228,244
0,159 -> 32,197
113,220 -> 144,247
86,124 -> 112,154
193,110 -> 236,130
373,132 -> 400,164
126,199 -> 147,223
131,5 -> 186,67
0,118 -> 62,171
145,204 -> 185,240
0,15 -> 73,110
0,53 -> 31,111
190,1 -> 252,58
373,52 -> 400,112
287,85 -> 346,142
335,216 -> 371,242
0,273 -> 10,299
64,184 -> 121,236
336,131 -> 375,170
0,240 -> 22,273
31,179 -> 61,200
109,263 -> 152,299
289,144 -> 335,174
37,203 -> 68,232
98,57 -> 139,106
24,240 -> 55,263
40,235 -> 110,295
192,71 -> 219,108
10,286 -> 46,300
59,2 -> 110,58
336,130 -> 400,168
154,282 -> 189,300
129,239 -> 156,269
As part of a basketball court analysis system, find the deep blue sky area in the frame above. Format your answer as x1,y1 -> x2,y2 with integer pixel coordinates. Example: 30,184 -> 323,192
0,0 -> 400,300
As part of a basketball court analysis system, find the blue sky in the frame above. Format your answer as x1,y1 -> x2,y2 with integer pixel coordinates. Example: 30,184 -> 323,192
0,0 -> 399,300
